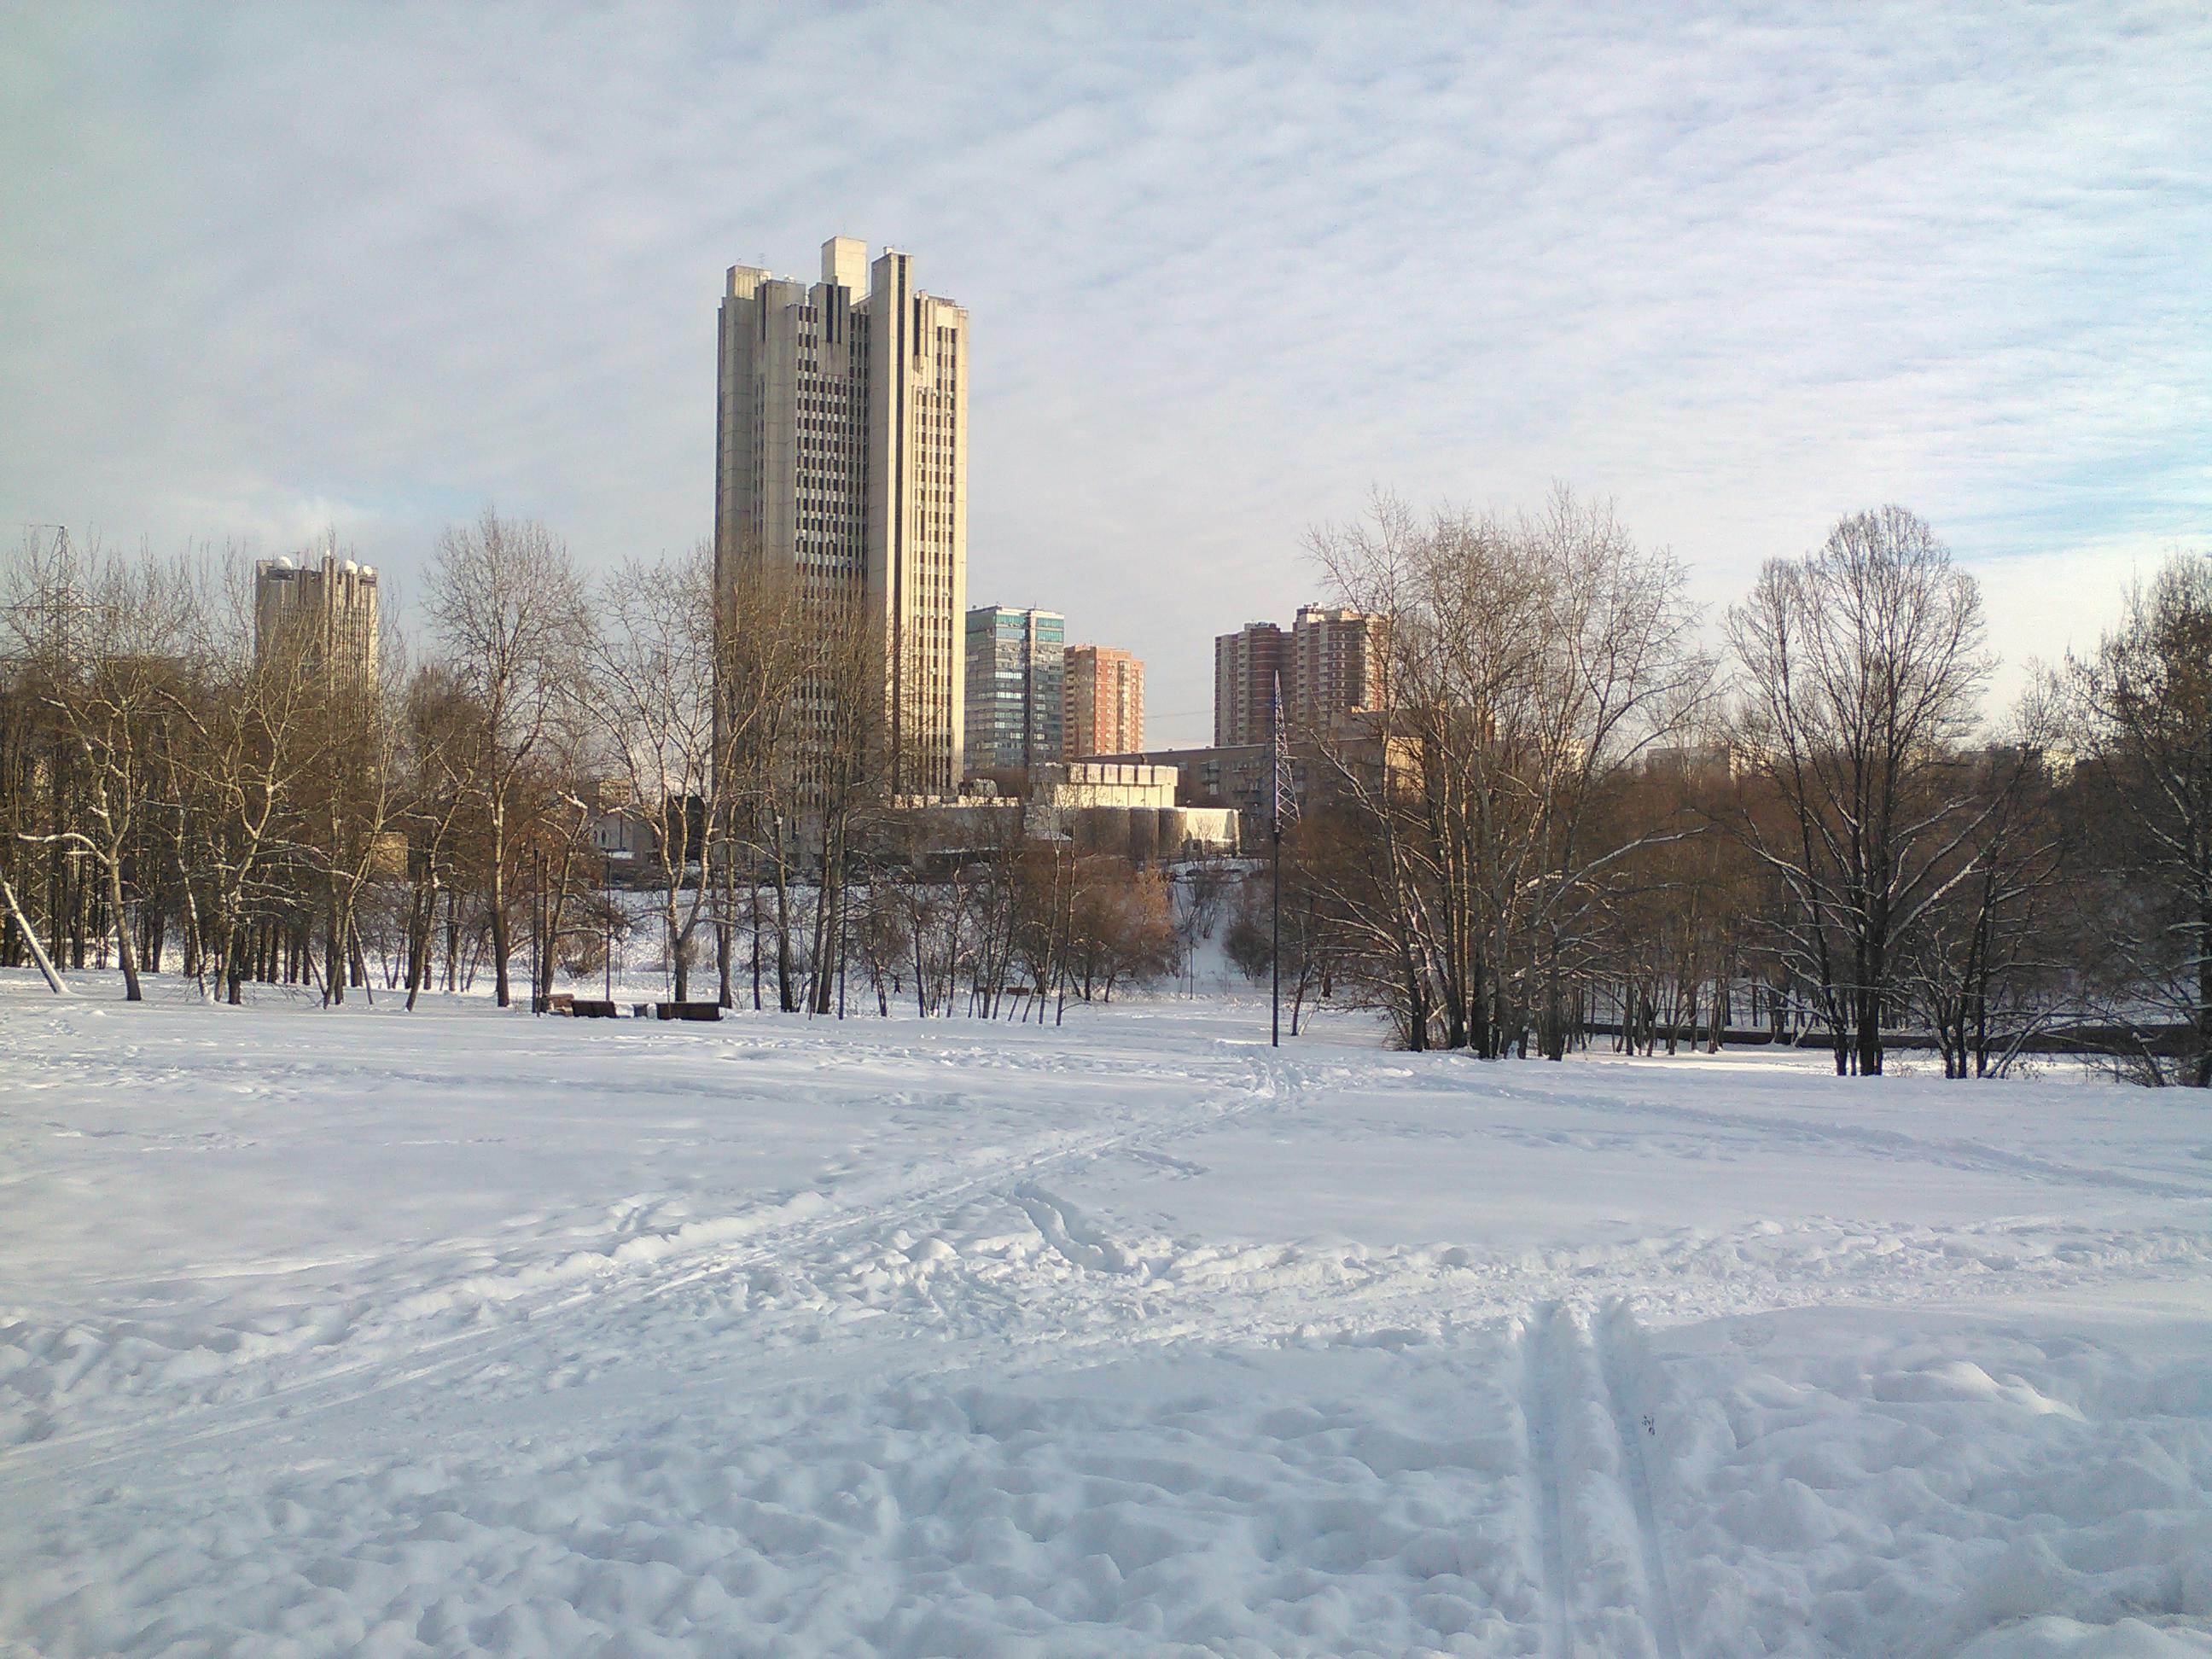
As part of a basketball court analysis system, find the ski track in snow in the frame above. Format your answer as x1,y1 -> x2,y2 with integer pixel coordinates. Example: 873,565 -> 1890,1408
1598,1308 -> 1684,1659
1519,1307 -> 1575,1659
0,1047 -> 1301,1487
3,979 -> 2210,1656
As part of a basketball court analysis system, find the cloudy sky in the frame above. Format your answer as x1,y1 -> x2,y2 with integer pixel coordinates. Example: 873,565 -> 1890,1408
4,3 -> 2208,742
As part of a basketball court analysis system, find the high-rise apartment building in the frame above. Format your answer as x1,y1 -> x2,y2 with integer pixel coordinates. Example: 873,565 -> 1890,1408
1063,645 -> 1144,758
715,237 -> 967,794
1213,621 -> 1283,747
253,551 -> 379,681
963,605 -> 1064,775
1287,604 -> 1386,733
1215,608 -> 1384,743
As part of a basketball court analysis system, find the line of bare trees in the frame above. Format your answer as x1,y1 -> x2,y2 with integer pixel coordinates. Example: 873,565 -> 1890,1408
5,497 -> 2205,1083
0,513 -> 1179,1021
1260,492 -> 2212,1086
0,533 -> 391,1005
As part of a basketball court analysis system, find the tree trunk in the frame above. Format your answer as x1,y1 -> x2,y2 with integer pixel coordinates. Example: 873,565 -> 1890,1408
2,872 -> 69,994
1856,990 -> 1883,1077
716,856 -> 734,1009
324,873 -> 345,1006
490,848 -> 512,1007
770,845 -> 796,1012
104,856 -> 142,1001
2194,895 -> 2212,1088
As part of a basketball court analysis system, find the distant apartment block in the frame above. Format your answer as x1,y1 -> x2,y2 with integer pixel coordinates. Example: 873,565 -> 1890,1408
253,551 -> 379,680
963,605 -> 1063,775
1214,606 -> 1383,744
1640,742 -> 1742,783
1286,604 -> 1386,733
715,236 -> 967,793
1213,621 -> 1283,747
1063,645 -> 1144,758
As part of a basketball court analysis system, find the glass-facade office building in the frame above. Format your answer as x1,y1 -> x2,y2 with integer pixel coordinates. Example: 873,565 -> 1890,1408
963,607 -> 1065,775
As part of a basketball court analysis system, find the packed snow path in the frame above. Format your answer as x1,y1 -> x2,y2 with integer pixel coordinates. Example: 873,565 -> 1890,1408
3,981 -> 2209,1656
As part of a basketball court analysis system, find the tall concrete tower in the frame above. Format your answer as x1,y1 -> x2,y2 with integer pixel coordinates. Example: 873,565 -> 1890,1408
253,550 -> 380,683
715,237 -> 968,795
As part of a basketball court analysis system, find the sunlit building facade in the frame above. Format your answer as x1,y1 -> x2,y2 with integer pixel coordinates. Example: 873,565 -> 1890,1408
1214,607 -> 1383,743
253,550 -> 379,683
1063,644 -> 1144,758
715,237 -> 968,793
963,606 -> 1064,776
1213,620 -> 1284,747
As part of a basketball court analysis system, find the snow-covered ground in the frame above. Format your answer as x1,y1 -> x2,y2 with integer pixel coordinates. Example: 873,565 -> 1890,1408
2,974 -> 2209,1657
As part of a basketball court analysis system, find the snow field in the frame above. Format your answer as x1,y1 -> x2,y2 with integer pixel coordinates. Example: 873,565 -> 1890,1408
2,975 -> 2209,1656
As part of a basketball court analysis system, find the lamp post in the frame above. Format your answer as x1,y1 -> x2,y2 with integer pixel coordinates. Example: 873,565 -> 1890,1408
1269,672 -> 1285,1048
531,848 -> 544,1015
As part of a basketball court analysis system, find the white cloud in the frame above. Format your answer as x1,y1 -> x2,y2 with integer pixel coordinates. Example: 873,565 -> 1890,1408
3,1 -> 2207,740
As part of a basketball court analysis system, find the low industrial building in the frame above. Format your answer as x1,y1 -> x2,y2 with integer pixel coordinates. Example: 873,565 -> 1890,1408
887,760 -> 1237,864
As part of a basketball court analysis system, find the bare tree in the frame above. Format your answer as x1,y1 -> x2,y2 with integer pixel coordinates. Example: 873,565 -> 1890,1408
580,546 -> 719,1001
2064,553 -> 2212,1086
806,608 -> 889,1016
1223,824 -> 1342,1032
294,596 -> 403,1005
393,662 -> 480,1010
425,510 -> 587,1007
169,554 -> 331,1004
711,559 -> 823,1011
1725,506 -> 1992,1075
1310,488 -> 1707,1054
2,538 -> 195,1000
1896,698 -> 2066,1080
1060,856 -> 1177,1003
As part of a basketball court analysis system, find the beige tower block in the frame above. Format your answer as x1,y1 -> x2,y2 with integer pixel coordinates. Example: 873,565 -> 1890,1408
253,551 -> 380,682
715,238 -> 969,795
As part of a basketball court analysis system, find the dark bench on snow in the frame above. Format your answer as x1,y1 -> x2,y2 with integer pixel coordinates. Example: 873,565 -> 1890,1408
654,1001 -> 723,1022
567,999 -> 620,1018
